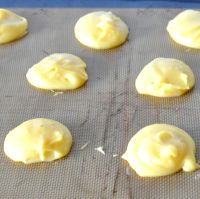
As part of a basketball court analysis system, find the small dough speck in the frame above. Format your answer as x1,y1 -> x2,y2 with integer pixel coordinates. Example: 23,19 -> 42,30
167,10 -> 200,49
4,118 -> 72,164
135,58 -> 195,97
0,9 -> 28,44
74,11 -> 129,49
26,53 -> 88,90
95,146 -> 105,155
122,124 -> 199,177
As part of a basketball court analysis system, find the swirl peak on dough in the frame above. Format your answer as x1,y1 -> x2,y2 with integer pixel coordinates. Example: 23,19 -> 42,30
122,124 -> 199,177
167,10 -> 200,49
0,9 -> 28,44
26,53 -> 88,90
135,58 -> 195,97
74,11 -> 128,49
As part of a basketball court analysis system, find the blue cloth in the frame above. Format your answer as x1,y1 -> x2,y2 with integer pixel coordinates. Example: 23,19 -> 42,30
0,0 -> 200,8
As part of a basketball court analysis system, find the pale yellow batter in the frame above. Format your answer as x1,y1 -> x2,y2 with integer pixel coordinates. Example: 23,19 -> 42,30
167,10 -> 200,49
0,9 -> 28,44
74,11 -> 129,49
135,58 -> 195,97
26,53 -> 88,90
122,124 -> 199,177
4,118 -> 72,164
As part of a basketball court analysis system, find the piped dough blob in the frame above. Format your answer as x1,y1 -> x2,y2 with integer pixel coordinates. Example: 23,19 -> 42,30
122,124 -> 199,177
167,10 -> 200,49
4,118 -> 72,164
26,53 -> 88,90
0,9 -> 28,44
74,11 -> 129,49
135,58 -> 195,97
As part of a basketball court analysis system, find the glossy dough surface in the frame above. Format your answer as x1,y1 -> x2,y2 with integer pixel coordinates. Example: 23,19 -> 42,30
0,9 -> 28,44
167,10 -> 200,49
122,124 -> 199,177
4,118 -> 72,164
135,58 -> 195,97
26,53 -> 88,90
74,11 -> 128,49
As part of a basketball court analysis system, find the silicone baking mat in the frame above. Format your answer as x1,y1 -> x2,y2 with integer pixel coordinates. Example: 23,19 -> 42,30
0,8 -> 200,199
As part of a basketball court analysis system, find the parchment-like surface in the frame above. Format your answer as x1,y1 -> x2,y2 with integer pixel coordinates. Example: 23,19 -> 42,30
0,8 -> 200,199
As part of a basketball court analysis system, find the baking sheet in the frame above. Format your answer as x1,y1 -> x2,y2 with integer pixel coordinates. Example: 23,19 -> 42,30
0,8 -> 200,199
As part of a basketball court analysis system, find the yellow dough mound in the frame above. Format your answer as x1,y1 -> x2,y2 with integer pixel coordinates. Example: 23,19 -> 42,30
0,9 -> 28,44
135,58 -> 195,97
74,11 -> 129,49
167,10 -> 200,49
4,118 -> 72,164
26,53 -> 88,90
122,124 -> 199,177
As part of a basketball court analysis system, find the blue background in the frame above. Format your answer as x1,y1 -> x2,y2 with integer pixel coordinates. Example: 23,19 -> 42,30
0,0 -> 200,8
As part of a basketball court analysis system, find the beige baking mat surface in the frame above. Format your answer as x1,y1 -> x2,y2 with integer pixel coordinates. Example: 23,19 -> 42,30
0,8 -> 200,199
